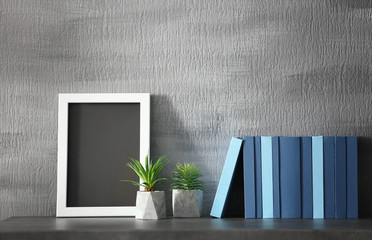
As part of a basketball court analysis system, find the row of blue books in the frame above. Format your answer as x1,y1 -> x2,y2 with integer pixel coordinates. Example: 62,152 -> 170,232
210,136 -> 358,219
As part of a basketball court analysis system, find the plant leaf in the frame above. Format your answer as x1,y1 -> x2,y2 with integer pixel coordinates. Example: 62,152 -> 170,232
120,154 -> 168,191
170,162 -> 204,190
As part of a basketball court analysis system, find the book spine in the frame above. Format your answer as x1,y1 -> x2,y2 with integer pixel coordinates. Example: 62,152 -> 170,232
210,137 -> 243,218
262,137 -> 273,218
279,137 -> 301,218
323,136 -> 335,219
346,136 -> 358,219
272,136 -> 280,219
243,136 -> 256,218
335,136 -> 346,219
301,136 -> 313,219
255,136 -> 262,218
312,136 -> 324,219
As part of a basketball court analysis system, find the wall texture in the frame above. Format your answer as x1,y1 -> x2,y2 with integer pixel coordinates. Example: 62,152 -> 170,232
0,0 -> 371,220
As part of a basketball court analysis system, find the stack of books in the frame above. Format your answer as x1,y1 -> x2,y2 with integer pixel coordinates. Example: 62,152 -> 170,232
210,136 -> 358,219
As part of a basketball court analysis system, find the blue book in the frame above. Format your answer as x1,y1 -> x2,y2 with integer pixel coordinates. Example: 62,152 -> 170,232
335,136 -> 346,218
261,137 -> 273,218
312,136 -> 324,219
323,136 -> 335,219
346,136 -> 358,219
243,136 -> 256,218
255,137 -> 262,218
301,137 -> 312,219
211,137 -> 243,218
272,136 -> 280,218
279,137 -> 301,218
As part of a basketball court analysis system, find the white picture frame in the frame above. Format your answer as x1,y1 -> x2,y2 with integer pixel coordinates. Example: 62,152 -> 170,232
56,93 -> 150,217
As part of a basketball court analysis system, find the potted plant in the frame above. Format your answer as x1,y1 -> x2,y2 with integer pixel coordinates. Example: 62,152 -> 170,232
170,163 -> 204,217
121,155 -> 168,219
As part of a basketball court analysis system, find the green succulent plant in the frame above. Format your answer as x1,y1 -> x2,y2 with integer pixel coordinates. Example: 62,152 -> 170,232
170,163 -> 204,190
120,155 -> 168,192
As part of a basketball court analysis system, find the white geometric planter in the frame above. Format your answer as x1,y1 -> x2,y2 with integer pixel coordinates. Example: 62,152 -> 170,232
135,191 -> 166,219
172,190 -> 203,217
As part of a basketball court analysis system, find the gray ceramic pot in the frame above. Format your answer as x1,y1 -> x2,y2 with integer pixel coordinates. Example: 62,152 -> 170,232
135,191 -> 166,219
172,190 -> 203,217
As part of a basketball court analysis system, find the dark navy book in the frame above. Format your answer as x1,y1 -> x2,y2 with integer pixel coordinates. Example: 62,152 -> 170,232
335,136 -> 346,219
301,136 -> 313,218
346,136 -> 358,219
272,136 -> 280,218
324,136 -> 335,219
243,136 -> 256,218
255,136 -> 262,218
279,137 -> 301,218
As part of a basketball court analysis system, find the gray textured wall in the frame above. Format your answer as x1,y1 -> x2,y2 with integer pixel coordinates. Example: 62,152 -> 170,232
1,0 -> 372,220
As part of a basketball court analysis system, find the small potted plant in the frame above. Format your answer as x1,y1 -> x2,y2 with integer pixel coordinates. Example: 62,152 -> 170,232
121,155 -> 168,219
170,163 -> 204,217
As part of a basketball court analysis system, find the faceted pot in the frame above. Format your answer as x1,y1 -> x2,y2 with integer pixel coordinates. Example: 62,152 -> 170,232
172,190 -> 203,217
135,191 -> 166,219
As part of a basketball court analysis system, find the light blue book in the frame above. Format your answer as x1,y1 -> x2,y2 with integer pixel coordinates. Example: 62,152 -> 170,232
312,136 -> 324,219
210,137 -> 243,218
261,137 -> 273,218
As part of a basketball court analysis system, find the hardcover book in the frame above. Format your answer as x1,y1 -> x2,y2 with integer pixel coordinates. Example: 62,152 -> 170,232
243,136 -> 256,218
255,136 -> 263,218
279,137 -> 301,218
335,136 -> 346,219
346,136 -> 358,219
301,136 -> 312,218
323,136 -> 335,219
210,137 -> 243,218
312,136 -> 324,219
261,137 -> 273,218
272,136 -> 280,218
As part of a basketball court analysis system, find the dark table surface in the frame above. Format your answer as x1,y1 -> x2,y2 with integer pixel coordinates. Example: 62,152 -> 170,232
1,217 -> 372,240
